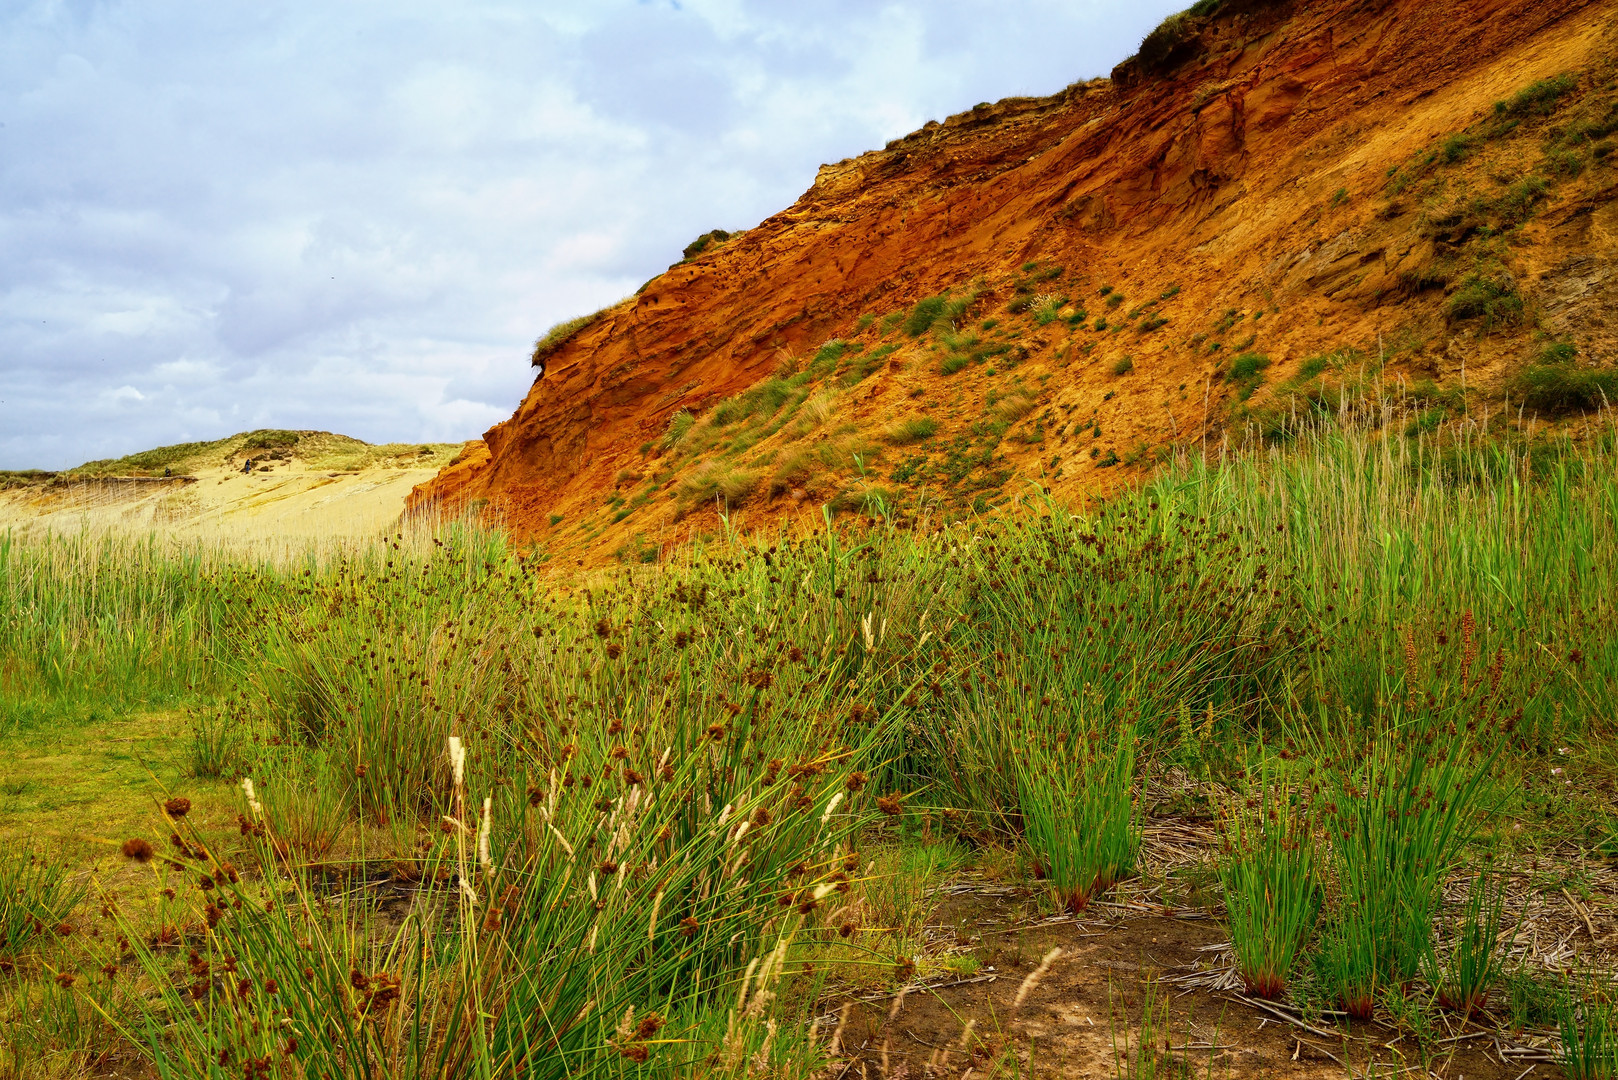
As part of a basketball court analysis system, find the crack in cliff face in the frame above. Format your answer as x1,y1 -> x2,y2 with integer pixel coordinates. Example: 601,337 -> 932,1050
412,0 -> 1616,561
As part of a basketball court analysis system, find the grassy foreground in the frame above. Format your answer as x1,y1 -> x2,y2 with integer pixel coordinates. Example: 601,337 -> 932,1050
2,417 -> 1617,1078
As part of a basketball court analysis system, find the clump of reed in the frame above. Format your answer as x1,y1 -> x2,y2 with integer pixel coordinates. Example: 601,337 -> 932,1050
1016,700 -> 1138,913
1310,696 -> 1496,1020
921,502 -> 1306,838
1427,866 -> 1517,1018
1561,977 -> 1618,1080
1219,755 -> 1318,999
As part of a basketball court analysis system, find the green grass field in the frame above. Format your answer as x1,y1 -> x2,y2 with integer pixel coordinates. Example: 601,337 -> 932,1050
2,416 -> 1616,1078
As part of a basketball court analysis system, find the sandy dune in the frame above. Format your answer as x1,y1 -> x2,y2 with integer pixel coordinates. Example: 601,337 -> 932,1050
0,460 -> 443,547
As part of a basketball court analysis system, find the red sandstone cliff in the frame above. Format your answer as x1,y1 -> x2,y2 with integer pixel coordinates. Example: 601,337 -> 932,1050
412,0 -> 1618,560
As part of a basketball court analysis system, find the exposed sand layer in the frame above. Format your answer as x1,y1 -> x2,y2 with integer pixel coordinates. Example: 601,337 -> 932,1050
0,460 -> 446,548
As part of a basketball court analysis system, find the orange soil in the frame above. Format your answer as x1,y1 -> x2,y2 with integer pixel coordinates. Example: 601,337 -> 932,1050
411,0 -> 1618,561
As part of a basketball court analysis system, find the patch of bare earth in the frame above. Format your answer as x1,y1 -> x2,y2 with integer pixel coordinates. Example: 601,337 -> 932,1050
821,816 -> 1614,1079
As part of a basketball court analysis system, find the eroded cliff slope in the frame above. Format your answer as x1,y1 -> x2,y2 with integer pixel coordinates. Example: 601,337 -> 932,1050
413,0 -> 1618,561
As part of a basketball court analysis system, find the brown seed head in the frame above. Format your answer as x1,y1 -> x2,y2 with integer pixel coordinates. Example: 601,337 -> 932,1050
121,838 -> 155,863
163,797 -> 192,818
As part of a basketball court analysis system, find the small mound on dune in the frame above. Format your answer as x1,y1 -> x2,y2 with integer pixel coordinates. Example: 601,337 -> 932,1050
0,430 -> 474,545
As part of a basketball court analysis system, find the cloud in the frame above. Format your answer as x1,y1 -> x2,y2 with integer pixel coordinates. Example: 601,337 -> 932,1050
0,0 -> 1183,469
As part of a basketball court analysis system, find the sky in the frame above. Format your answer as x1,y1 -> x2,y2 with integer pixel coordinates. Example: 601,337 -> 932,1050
0,0 -> 1184,470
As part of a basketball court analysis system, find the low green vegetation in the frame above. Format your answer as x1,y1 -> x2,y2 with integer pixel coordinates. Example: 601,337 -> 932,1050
1561,977 -> 1618,1079
1495,73 -> 1580,121
4,420 -> 1618,1075
682,228 -> 734,259
0,470 -> 57,491
1136,12 -> 1198,75
530,305 -> 616,368
1377,69 -> 1613,351
675,459 -> 759,508
903,294 -> 948,336
1513,342 -> 1618,413
1225,351 -> 1271,400
661,408 -> 696,449
1447,274 -> 1525,328
71,438 -> 230,477
880,416 -> 939,445
0,854 -> 83,974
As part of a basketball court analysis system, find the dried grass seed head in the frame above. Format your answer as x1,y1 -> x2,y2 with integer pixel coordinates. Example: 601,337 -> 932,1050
121,838 -> 155,863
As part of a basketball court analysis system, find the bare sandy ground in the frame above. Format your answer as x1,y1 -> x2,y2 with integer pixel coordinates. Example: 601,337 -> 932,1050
0,459 -> 439,547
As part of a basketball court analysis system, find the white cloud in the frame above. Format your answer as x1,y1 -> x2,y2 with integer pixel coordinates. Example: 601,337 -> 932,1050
0,0 -> 1183,469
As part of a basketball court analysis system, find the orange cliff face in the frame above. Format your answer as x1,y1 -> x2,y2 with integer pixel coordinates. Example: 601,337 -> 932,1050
411,0 -> 1618,560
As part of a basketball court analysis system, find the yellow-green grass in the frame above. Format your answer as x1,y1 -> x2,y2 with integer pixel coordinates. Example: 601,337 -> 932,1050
0,712 -> 234,865
2,419 -> 1618,1078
